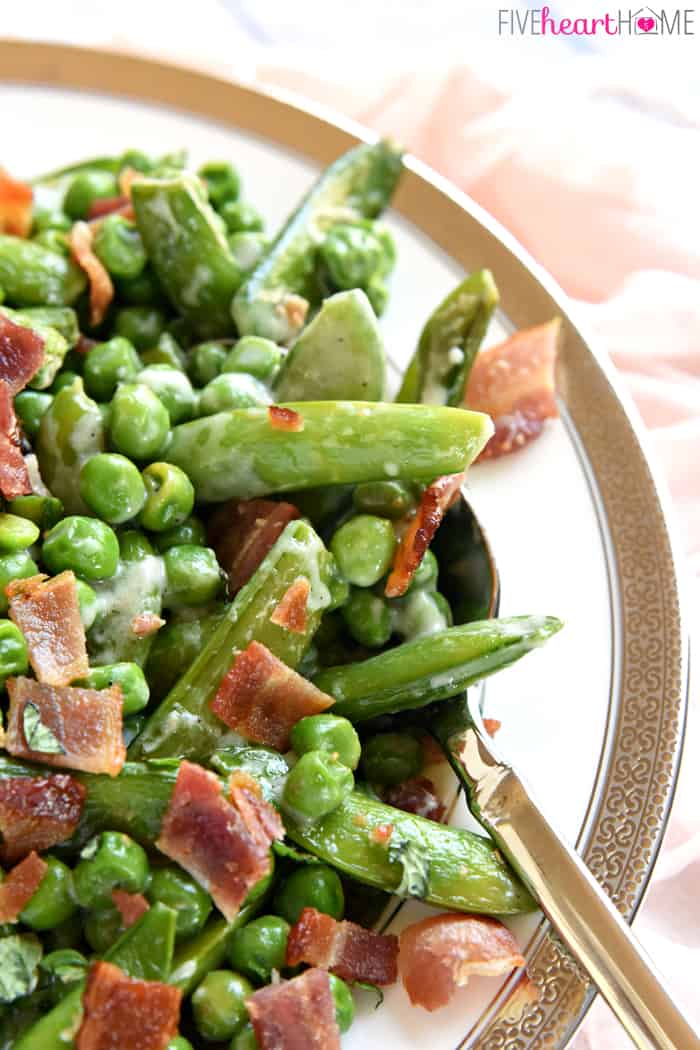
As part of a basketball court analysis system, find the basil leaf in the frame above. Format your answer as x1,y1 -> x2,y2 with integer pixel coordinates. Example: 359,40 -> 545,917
40,949 -> 87,984
272,841 -> 317,864
0,934 -> 43,1003
22,703 -> 64,755
354,981 -> 384,1008
388,833 -> 430,898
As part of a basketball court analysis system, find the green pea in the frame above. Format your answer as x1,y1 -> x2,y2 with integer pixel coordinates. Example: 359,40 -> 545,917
144,607 -> 223,700
361,732 -> 424,787
8,494 -> 63,531
32,206 -> 72,234
153,515 -> 207,552
114,305 -> 166,350
136,365 -> 196,425
109,383 -> 170,460
14,390 -> 53,438
408,549 -> 439,590
0,551 -> 39,613
147,866 -> 212,939
353,480 -> 416,520
140,462 -> 195,532
229,1024 -> 259,1050
0,513 -> 40,552
330,514 -> 396,588
222,337 -> 282,383
329,974 -> 354,1034
198,372 -> 271,416
64,170 -> 119,220
0,619 -> 28,684
79,453 -> 147,524
140,332 -> 186,371
50,369 -> 80,394
290,714 -> 361,771
120,149 -> 154,173
93,214 -> 147,279
199,160 -> 241,208
168,1039 -> 194,1050
73,830 -> 149,909
75,578 -> 99,631
227,916 -> 290,984
272,863 -> 344,925
76,662 -> 149,716
341,588 -> 392,648
42,515 -> 119,580
118,527 -> 156,561
282,750 -> 354,824
117,266 -> 164,306
187,341 -> 230,387
83,336 -> 141,401
192,970 -> 253,1042
20,857 -> 76,930
163,545 -> 222,608
83,903 -> 124,954
33,228 -> 70,255
228,232 -> 269,275
219,200 -> 263,234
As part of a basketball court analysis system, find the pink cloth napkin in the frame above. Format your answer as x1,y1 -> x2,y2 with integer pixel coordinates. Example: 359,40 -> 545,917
256,62 -> 700,1045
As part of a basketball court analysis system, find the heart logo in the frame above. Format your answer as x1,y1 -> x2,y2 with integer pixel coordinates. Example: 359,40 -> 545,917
637,16 -> 655,31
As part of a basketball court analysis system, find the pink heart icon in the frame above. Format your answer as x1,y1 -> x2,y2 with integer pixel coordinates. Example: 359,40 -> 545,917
637,16 -> 655,31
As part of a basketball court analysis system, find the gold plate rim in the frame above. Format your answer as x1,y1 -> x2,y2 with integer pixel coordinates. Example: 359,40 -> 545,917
0,39 -> 690,1049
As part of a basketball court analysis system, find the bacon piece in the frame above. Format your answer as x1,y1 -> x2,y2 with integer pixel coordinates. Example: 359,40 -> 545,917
118,168 -> 140,199
268,405 -> 304,432
0,169 -> 33,238
483,717 -> 502,737
247,967 -> 340,1050
385,473 -> 464,598
111,888 -> 150,928
5,677 -> 125,776
229,770 -> 284,845
210,640 -> 334,751
286,908 -> 399,986
131,611 -> 165,638
87,195 -> 131,221
384,776 -> 446,822
269,577 -> 309,634
69,221 -> 114,327
0,851 -> 47,922
370,822 -> 394,845
465,319 -> 560,461
75,334 -> 98,355
77,960 -> 181,1050
399,913 -> 526,1011
209,498 -> 300,595
156,760 -> 281,922
0,772 -> 86,864
8,572 -> 89,686
0,383 -> 31,499
0,313 -> 45,394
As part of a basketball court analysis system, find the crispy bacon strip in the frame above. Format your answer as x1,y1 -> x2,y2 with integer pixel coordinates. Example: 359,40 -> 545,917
247,967 -> 340,1050
111,889 -> 150,928
385,473 -> 464,598
69,221 -> 114,327
0,169 -> 33,237
399,913 -> 525,1011
211,640 -> 334,751
0,851 -> 47,922
77,961 -> 181,1050
87,195 -> 131,221
5,677 -> 125,776
229,770 -> 284,846
269,577 -> 310,634
8,572 -> 89,686
465,319 -> 560,461
0,772 -> 86,864
131,611 -> 165,638
208,498 -> 300,595
268,405 -> 304,432
286,907 -> 399,986
0,313 -> 45,393
383,776 -> 446,822
156,761 -> 282,922
0,383 -> 31,499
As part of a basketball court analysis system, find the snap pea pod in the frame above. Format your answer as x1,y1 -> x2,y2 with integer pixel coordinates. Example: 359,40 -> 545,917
166,402 -> 493,503
18,306 -> 80,346
129,519 -> 334,761
35,377 -> 105,514
0,306 -> 69,389
13,903 -> 177,1050
170,908 -> 257,995
274,289 -> 385,401
233,140 -> 403,343
314,615 -> 563,723
397,270 -> 499,405
131,173 -> 242,338
0,234 -> 86,307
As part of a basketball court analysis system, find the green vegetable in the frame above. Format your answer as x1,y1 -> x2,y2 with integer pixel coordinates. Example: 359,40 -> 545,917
228,232 -> 269,275
211,747 -> 290,808
362,732 -> 423,786
118,265 -> 164,307
163,544 -> 221,607
64,169 -> 118,219
165,401 -> 493,503
193,970 -> 254,1041
136,364 -> 197,425
329,974 -> 355,1033
187,340 -> 229,387
42,515 -> 120,580
198,372 -> 271,415
1,307 -> 69,390
199,160 -> 241,209
153,515 -> 207,552
93,213 -> 147,279
330,513 -> 396,588
141,332 -> 186,370
391,588 -> 451,640
76,662 -> 150,716
227,915 -> 289,984
169,906 -> 258,995
290,714 -> 361,771
233,140 -> 403,343
144,607 -> 223,700
75,579 -> 99,631
50,370 -> 79,394
230,1023 -> 259,1050
275,289 -> 385,401
16,305 -> 79,346
19,858 -> 76,931
140,462 -> 195,533
83,336 -> 141,401
315,615 -> 563,722
73,830 -> 149,908
39,949 -> 87,985
23,702 -> 64,753
319,219 -> 395,315
8,494 -> 63,531
352,479 -> 416,519
282,750 -> 354,823
272,863 -> 344,925
168,1039 -> 194,1050
0,552 -> 39,614
0,934 -> 42,1004
147,866 -> 212,939
36,377 -> 105,514
341,588 -> 392,648
0,513 -> 39,552
222,337 -> 282,383
79,453 -> 147,524
0,234 -> 86,306
220,200 -> 263,234
0,619 -> 29,684
13,390 -> 52,438
109,382 -> 170,460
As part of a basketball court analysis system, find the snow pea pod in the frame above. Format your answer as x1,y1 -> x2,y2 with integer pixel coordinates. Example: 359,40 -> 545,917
132,173 -> 242,338
397,270 -> 499,405
35,377 -> 105,514
233,140 -> 403,343
165,402 -> 493,503
0,234 -> 86,307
